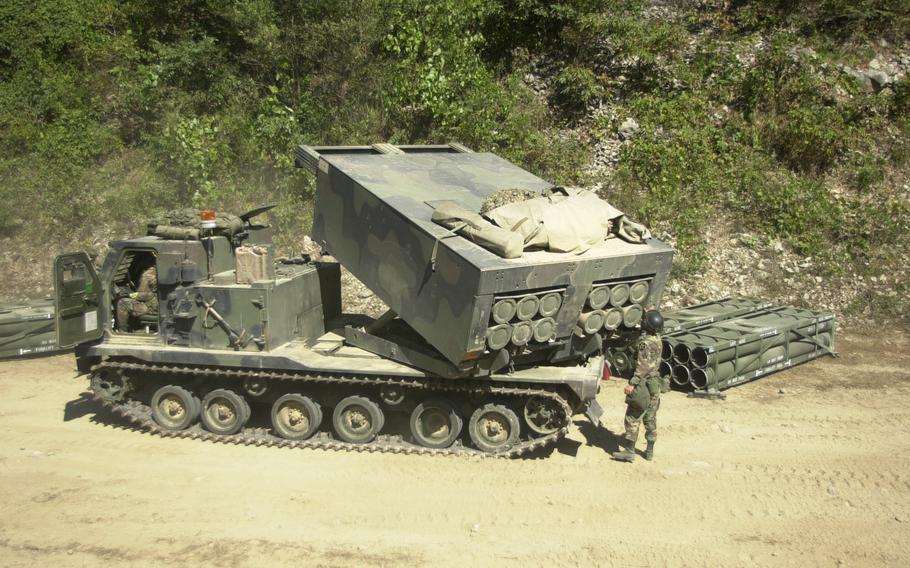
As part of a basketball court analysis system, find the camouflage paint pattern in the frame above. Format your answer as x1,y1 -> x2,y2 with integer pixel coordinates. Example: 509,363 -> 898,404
304,146 -> 675,368
78,234 -> 331,353
55,198 -> 603,404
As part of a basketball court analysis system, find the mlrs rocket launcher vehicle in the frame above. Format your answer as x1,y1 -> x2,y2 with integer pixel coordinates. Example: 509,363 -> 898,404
59,143 -> 673,457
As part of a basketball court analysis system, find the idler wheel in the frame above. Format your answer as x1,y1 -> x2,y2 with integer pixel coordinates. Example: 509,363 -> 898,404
523,396 -> 565,436
151,385 -> 200,431
610,350 -> 632,375
201,389 -> 249,435
90,368 -> 132,403
379,385 -> 406,406
333,396 -> 384,444
242,377 -> 269,398
410,398 -> 463,449
468,403 -> 520,453
271,394 -> 322,440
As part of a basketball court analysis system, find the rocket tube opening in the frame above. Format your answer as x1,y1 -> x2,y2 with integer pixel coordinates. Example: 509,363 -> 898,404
515,295 -> 540,321
672,365 -> 691,386
491,299 -> 517,324
661,340 -> 673,361
629,280 -> 650,304
622,304 -> 643,327
691,347 -> 711,368
673,343 -> 691,364
532,318 -> 556,342
609,283 -> 630,307
510,321 -> 533,346
538,293 -> 562,318
603,308 -> 623,331
659,361 -> 673,378
486,324 -> 512,350
691,368 -> 709,390
578,310 -> 606,335
587,286 -> 610,310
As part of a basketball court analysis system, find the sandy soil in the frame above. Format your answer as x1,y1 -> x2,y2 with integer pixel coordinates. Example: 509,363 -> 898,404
0,332 -> 908,567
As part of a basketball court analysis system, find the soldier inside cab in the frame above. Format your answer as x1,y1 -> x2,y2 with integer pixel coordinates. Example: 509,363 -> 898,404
114,252 -> 158,333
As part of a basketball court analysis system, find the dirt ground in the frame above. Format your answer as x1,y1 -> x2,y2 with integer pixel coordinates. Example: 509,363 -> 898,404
0,332 -> 908,567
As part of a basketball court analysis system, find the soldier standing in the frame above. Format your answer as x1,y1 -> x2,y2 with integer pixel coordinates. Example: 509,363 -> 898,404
116,262 -> 158,331
612,309 -> 665,462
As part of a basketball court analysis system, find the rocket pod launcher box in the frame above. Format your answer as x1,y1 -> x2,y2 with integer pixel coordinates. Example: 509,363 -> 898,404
297,144 -> 674,373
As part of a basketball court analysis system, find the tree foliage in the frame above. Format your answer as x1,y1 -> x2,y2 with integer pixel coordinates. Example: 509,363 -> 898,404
0,0 -> 907,279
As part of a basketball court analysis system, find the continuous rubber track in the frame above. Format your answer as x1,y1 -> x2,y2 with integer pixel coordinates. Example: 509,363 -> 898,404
90,360 -> 574,458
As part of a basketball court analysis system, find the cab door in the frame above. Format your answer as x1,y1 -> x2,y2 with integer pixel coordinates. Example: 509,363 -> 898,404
54,252 -> 104,348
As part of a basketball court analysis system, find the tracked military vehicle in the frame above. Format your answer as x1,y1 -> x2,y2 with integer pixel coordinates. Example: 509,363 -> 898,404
58,144 -> 673,457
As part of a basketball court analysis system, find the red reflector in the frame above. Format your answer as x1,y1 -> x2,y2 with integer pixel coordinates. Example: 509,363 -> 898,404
200,210 -> 216,221
462,349 -> 483,361
602,363 -> 611,381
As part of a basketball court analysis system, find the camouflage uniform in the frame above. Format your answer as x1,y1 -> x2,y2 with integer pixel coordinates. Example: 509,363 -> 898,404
116,266 -> 158,331
613,332 -> 662,461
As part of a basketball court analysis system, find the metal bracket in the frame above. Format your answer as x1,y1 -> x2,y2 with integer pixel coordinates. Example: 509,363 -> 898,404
688,390 -> 727,401
789,327 -> 839,358
343,326 -> 463,378
585,399 -> 604,426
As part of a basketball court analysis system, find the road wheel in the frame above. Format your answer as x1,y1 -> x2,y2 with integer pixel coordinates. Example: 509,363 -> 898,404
151,385 -> 200,431
200,389 -> 249,435
333,396 -> 383,444
410,398 -> 463,449
271,394 -> 322,440
523,396 -> 565,436
468,403 -> 520,453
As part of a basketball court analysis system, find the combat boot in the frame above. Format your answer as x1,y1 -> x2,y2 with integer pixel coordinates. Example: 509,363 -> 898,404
644,441 -> 655,461
611,439 -> 636,462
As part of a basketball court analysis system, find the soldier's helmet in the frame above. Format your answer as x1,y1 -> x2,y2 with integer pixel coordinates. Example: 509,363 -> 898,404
642,310 -> 664,334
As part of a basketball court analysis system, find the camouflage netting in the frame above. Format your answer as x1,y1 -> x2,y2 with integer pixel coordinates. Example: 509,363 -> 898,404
479,189 -> 539,215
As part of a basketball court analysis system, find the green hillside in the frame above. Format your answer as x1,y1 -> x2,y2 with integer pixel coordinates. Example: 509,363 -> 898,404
1,1 -> 908,320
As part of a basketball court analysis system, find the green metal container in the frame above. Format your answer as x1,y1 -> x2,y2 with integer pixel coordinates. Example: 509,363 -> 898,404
0,300 -> 61,359
661,299 -> 836,392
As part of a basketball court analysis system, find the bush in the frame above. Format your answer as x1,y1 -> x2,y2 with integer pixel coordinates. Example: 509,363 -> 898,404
760,105 -> 850,174
552,65 -> 603,114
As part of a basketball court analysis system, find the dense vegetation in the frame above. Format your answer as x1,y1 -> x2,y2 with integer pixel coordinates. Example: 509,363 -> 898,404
1,0 -> 908,284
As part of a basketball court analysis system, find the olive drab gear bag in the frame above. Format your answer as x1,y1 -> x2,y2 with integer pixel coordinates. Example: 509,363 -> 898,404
626,383 -> 652,415
645,374 -> 662,397
431,201 -> 525,259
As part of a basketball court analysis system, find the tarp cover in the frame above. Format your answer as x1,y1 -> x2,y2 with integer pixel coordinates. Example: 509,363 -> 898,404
485,189 -> 624,253
430,201 -> 524,259
433,188 -> 652,258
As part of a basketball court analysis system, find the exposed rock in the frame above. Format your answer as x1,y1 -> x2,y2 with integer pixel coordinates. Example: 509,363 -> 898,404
865,69 -> 890,91
618,117 -> 640,141
842,65 -> 874,91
